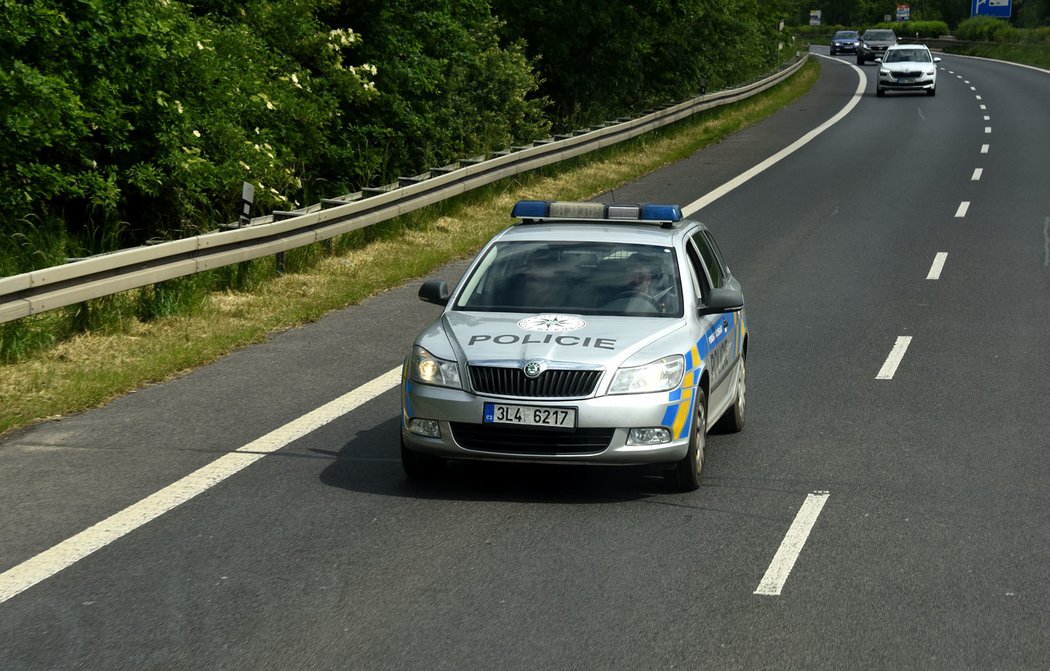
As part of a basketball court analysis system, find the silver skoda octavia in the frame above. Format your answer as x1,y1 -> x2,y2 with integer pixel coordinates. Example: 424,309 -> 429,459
400,200 -> 748,491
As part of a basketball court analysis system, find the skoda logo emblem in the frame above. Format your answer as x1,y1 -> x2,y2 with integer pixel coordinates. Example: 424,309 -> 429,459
523,361 -> 543,378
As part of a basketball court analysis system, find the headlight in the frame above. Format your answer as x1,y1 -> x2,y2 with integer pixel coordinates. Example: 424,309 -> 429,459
926,69 -> 936,76
410,346 -> 461,388
879,68 -> 890,76
609,355 -> 684,395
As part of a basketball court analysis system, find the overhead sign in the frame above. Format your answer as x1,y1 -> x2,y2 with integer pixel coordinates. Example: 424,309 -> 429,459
896,4 -> 910,21
971,0 -> 1011,18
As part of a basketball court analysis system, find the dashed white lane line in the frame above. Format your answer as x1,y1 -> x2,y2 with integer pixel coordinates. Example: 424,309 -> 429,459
984,115 -> 991,121
927,252 -> 948,280
877,336 -> 913,380
972,168 -> 983,181
1044,217 -> 1050,267
980,104 -> 987,110
985,126 -> 992,133
955,201 -> 971,218
981,144 -> 990,153
976,95 -> 983,100
0,367 -> 404,605
755,492 -> 830,596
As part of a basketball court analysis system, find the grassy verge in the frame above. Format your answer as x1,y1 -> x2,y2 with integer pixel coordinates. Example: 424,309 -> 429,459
0,58 -> 820,437
941,42 -> 1050,70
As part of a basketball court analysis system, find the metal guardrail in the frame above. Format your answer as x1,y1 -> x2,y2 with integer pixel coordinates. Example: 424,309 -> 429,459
0,54 -> 808,325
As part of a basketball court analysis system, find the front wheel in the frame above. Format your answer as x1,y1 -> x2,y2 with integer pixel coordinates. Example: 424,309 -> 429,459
716,358 -> 746,433
876,86 -> 885,97
666,390 -> 707,492
857,55 -> 864,65
927,87 -> 936,96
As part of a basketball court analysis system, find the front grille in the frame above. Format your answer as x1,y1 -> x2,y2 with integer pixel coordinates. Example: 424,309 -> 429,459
450,423 -> 614,454
894,70 -> 922,79
469,366 -> 602,398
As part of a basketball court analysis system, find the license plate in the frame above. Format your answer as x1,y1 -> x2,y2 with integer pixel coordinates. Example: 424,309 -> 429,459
898,78 -> 914,83
483,402 -> 577,428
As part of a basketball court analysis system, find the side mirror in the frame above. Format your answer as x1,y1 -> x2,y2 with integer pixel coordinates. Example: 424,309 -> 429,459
933,56 -> 942,62
875,57 -> 883,63
699,287 -> 744,316
418,279 -> 450,306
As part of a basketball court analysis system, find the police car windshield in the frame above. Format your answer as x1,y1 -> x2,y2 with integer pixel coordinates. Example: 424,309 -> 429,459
455,241 -> 683,317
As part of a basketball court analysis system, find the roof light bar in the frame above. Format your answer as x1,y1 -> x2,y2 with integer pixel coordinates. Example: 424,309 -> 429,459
511,200 -> 683,224
510,200 -> 549,218
548,201 -> 606,219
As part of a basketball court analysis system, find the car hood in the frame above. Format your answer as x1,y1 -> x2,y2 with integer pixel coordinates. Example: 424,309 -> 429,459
418,311 -> 686,368
881,61 -> 934,72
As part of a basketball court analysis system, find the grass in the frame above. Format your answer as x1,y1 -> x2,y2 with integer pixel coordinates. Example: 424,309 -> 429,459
941,42 -> 1050,70
0,57 -> 820,437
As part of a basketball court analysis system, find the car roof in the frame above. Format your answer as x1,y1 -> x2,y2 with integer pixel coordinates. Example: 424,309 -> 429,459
885,44 -> 929,51
495,219 -> 704,246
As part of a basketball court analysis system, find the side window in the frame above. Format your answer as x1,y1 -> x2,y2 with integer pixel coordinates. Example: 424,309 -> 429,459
701,231 -> 731,285
691,231 -> 724,289
685,239 -> 710,303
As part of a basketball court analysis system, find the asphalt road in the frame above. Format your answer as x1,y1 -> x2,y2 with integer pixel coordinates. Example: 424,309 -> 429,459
2,48 -> 1050,670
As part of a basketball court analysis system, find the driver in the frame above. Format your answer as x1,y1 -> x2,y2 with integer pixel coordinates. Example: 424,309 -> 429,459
625,255 -> 656,297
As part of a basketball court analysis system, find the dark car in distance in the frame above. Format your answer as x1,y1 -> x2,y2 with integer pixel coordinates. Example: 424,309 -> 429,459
857,29 -> 897,64
830,30 -> 859,55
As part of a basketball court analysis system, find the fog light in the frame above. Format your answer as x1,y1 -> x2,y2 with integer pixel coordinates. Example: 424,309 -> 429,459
627,427 -> 671,445
409,418 -> 441,438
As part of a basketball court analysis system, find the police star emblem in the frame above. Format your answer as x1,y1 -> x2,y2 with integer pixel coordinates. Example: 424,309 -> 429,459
517,313 -> 586,333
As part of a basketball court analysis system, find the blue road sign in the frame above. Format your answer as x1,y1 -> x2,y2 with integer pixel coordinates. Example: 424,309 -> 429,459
972,0 -> 1012,18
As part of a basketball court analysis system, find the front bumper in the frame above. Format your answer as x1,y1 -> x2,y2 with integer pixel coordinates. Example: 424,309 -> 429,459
401,381 -> 693,465
878,74 -> 936,91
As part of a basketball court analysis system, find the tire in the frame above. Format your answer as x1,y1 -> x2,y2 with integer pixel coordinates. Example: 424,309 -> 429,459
830,48 -> 837,56
666,389 -> 707,492
715,357 -> 746,433
401,437 -> 446,480
927,87 -> 936,97
876,86 -> 885,97
857,54 -> 864,65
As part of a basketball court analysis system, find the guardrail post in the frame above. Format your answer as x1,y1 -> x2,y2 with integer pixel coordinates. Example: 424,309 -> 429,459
239,182 -> 255,227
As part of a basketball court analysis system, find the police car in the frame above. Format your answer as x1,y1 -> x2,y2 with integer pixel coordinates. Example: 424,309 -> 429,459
400,200 -> 747,491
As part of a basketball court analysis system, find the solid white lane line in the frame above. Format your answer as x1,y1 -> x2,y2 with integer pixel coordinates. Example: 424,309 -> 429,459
972,168 -> 983,181
755,491 -> 830,596
683,60 -> 866,216
955,201 -> 970,218
0,367 -> 404,605
927,252 -> 948,280
981,144 -> 990,153
876,336 -> 912,380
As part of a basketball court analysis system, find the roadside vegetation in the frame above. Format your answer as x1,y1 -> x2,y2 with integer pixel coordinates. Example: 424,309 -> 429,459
1,0 -> 786,359
0,58 -> 820,436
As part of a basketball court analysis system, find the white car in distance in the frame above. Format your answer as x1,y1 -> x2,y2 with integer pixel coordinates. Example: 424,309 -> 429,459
877,44 -> 942,97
